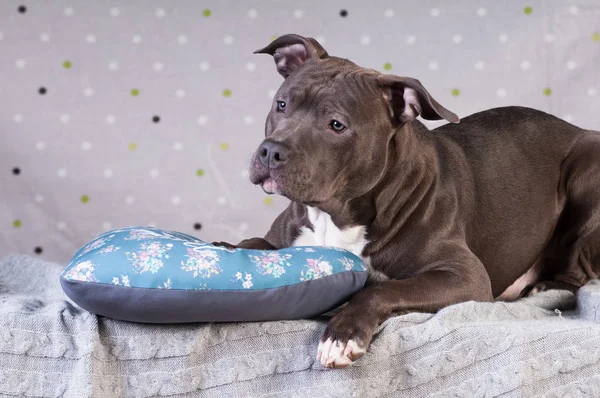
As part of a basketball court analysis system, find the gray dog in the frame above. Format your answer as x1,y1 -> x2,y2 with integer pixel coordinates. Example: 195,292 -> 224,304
215,34 -> 600,368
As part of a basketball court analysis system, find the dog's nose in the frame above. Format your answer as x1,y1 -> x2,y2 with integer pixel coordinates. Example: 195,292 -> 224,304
258,141 -> 288,169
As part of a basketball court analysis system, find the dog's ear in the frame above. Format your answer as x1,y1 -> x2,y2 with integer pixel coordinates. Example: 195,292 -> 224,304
254,34 -> 329,78
377,75 -> 460,125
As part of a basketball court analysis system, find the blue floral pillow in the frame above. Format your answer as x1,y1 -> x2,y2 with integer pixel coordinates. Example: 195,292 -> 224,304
60,227 -> 368,323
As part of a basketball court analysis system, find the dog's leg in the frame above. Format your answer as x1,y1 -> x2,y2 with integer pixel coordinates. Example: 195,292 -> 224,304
212,237 -> 276,250
317,265 -> 493,368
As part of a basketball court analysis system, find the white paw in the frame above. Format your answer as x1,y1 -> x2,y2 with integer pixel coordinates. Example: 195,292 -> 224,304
316,338 -> 366,368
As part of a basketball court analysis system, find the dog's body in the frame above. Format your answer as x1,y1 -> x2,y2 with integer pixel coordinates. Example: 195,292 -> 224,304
216,34 -> 600,368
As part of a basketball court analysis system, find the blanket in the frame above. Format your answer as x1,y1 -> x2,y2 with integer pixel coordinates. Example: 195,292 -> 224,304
1,254 -> 600,397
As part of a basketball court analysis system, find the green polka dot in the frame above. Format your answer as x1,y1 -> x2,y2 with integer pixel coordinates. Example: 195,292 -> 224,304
80,195 -> 89,203
128,142 -> 137,150
220,143 -> 229,151
451,88 -> 460,97
523,6 -> 532,15
271,35 -> 278,41
196,168 -> 205,177
383,62 -> 392,71
131,88 -> 140,97
264,197 -> 273,205
543,87 -> 552,96
592,33 -> 600,42
222,89 -> 232,97
13,220 -> 21,228
63,60 -> 72,69
203,9 -> 211,17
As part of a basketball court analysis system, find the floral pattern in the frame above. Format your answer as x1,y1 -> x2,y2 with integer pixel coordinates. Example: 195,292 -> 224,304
63,227 -> 367,291
249,252 -> 292,278
180,248 -> 222,278
126,242 -> 173,274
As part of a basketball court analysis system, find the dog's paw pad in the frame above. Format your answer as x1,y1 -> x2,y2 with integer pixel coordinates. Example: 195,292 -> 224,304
317,338 -> 366,369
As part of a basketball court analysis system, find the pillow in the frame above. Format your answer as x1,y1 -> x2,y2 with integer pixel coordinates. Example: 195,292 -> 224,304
60,227 -> 368,323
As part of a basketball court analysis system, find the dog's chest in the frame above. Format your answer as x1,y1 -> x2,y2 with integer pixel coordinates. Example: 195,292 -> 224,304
292,207 -> 369,260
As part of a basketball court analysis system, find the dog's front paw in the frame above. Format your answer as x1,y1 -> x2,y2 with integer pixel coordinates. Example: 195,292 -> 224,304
211,241 -> 237,249
317,311 -> 374,369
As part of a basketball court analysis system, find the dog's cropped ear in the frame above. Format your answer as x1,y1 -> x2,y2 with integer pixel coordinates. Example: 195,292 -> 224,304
254,34 -> 329,78
377,75 -> 460,125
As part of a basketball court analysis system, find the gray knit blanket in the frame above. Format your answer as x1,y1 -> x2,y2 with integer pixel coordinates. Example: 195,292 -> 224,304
2,254 -> 600,397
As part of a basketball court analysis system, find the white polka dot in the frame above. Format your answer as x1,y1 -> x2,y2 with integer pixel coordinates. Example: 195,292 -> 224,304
217,196 -> 227,205
178,35 -> 188,44
499,34 -> 508,43
239,222 -> 249,232
171,196 -> 181,205
569,6 -> 579,15
57,168 -> 67,178
155,8 -> 166,18
246,62 -> 256,71
224,36 -> 234,45
406,35 -> 417,45
241,169 -> 250,179
588,87 -> 598,96
199,62 -> 210,71
293,9 -> 303,18
430,8 -> 440,17
0,32 -> 3,41
474,60 -> 485,70
428,61 -> 439,71
13,114 -> 24,123
545,33 -> 556,43
248,9 -> 258,18
175,89 -> 186,98
81,141 -> 92,151
566,60 -> 577,70
563,114 -> 573,123
520,60 -> 531,70
173,141 -> 184,151
476,7 -> 487,17
244,116 -> 254,125
153,62 -> 164,72
34,194 -> 44,203
132,35 -> 142,44
125,195 -> 135,205
85,34 -> 96,43
384,9 -> 395,18
40,33 -> 50,42
83,87 -> 94,97
102,222 -> 112,231
110,7 -> 120,17
108,61 -> 118,71
103,169 -> 113,178
59,114 -> 70,124
316,36 -> 325,44
147,222 -> 157,228
35,141 -> 46,151
496,88 -> 507,98
64,7 -> 74,16
15,59 -> 26,69
197,115 -> 208,125
360,35 -> 370,45
149,169 -> 159,178
57,221 -> 67,231
106,115 -> 116,124
452,34 -> 462,44
268,89 -> 277,99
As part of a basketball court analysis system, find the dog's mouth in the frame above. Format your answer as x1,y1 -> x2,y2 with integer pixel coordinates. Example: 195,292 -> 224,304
260,178 -> 280,195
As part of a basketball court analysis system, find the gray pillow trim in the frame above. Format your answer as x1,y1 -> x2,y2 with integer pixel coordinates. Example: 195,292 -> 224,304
60,270 -> 367,323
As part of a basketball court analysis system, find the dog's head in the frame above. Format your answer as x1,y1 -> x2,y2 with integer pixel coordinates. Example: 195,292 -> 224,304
249,34 -> 459,205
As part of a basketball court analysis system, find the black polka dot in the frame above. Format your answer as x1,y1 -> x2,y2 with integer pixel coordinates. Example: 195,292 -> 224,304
18,5 -> 26,13
38,87 -> 47,95
194,223 -> 202,230
152,115 -> 160,123
12,167 -> 21,175
34,246 -> 43,255
340,9 -> 348,17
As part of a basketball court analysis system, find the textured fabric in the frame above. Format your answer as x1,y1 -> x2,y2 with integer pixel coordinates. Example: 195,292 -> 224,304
2,1 -> 600,263
3,254 -> 600,397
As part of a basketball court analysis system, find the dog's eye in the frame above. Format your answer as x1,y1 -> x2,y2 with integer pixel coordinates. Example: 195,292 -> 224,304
276,101 -> 286,112
329,120 -> 346,132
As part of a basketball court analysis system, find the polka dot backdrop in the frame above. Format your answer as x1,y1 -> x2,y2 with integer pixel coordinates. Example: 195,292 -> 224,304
1,1 -> 599,263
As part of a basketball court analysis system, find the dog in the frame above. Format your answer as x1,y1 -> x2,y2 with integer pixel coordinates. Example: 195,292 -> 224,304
214,34 -> 600,368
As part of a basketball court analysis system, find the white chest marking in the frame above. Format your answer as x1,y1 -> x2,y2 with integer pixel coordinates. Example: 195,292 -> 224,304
293,207 -> 369,260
